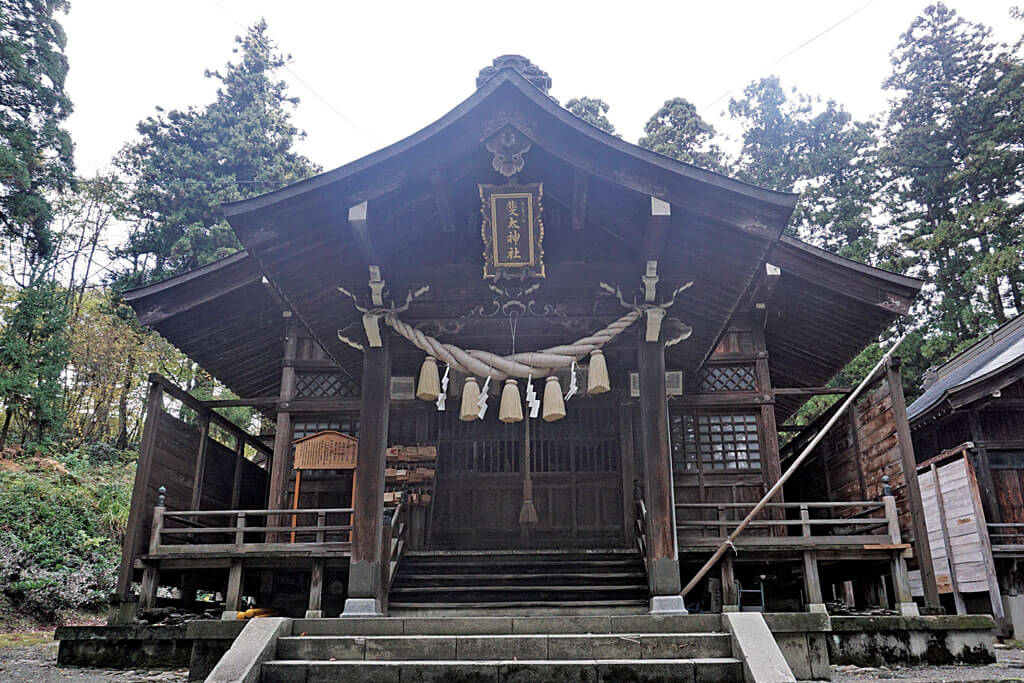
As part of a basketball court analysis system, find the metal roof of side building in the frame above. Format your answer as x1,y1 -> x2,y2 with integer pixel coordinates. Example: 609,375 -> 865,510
907,313 -> 1024,424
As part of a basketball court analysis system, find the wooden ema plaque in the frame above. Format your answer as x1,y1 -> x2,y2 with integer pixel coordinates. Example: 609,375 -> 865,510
292,430 -> 358,470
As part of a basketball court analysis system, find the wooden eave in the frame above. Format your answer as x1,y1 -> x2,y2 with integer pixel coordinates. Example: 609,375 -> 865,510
123,251 -> 292,402
761,238 -> 924,422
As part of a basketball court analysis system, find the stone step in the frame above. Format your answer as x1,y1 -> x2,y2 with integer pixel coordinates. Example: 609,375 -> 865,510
276,632 -> 733,661
290,614 -> 724,636
387,603 -> 651,617
262,657 -> 744,683
392,571 -> 647,586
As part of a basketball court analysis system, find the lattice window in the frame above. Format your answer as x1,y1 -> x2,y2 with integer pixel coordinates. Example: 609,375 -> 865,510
292,419 -> 359,441
671,412 -> 761,471
695,365 -> 757,393
294,372 -> 359,398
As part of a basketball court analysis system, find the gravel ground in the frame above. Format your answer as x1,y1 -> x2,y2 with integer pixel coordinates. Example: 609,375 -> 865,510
3,635 -> 1024,682
0,641 -> 187,683
832,646 -> 1024,682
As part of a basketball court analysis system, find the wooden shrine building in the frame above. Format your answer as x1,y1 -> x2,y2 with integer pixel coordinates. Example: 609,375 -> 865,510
114,55 -> 940,622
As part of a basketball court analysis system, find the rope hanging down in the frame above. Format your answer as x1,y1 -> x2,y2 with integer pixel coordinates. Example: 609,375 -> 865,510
382,308 -> 641,381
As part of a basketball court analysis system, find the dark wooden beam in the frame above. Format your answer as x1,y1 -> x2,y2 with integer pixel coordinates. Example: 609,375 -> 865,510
571,170 -> 589,231
637,324 -> 683,608
774,386 -> 853,397
429,170 -> 457,233
115,380 -> 163,602
642,197 -> 672,261
347,201 -> 380,265
886,356 -> 941,610
746,263 -> 781,308
148,374 -> 273,455
267,318 -> 299,527
344,330 -> 391,616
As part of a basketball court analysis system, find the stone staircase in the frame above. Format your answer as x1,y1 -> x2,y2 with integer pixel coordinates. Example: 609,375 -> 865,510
260,614 -> 745,682
388,548 -> 649,614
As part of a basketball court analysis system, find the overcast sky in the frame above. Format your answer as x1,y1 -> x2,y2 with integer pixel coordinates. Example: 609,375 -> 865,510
64,1 -> 1021,178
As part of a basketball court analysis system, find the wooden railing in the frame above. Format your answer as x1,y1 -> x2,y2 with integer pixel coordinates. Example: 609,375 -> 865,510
676,500 -> 898,549
633,480 -> 649,575
987,523 -> 1024,552
149,506 -> 355,556
382,497 -> 409,605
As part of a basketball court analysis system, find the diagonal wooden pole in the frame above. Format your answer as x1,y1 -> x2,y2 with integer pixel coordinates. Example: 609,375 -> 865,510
680,335 -> 907,598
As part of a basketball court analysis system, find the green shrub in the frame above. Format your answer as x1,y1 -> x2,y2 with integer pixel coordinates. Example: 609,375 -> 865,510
0,455 -> 134,622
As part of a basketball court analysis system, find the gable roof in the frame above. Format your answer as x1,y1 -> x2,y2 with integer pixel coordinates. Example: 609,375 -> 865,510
222,66 -> 798,227
908,314 -> 1024,424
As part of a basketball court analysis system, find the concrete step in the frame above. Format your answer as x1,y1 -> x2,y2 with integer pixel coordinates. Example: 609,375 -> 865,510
290,614 -> 724,636
262,657 -> 744,682
276,632 -> 733,661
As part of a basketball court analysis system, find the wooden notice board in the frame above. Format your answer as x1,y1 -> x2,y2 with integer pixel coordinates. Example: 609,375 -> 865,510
291,431 -> 358,542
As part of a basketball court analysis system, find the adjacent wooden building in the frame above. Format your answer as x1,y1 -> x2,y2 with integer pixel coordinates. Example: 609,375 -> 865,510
114,55 -> 937,621
907,313 -> 1024,631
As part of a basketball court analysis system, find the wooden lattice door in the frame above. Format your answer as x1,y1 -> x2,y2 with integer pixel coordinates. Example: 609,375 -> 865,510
430,405 -> 624,549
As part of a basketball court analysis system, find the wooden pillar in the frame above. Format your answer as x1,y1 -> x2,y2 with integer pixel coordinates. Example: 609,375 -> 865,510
720,553 -> 738,612
116,380 -> 164,605
968,409 -> 1002,523
267,317 -> 299,536
801,504 -> 826,612
138,493 -> 166,610
637,324 -> 685,613
230,436 -> 245,510
886,357 -> 941,611
221,560 -> 244,620
306,560 -> 325,618
885,494 -> 920,615
751,309 -> 782,496
343,329 -> 390,617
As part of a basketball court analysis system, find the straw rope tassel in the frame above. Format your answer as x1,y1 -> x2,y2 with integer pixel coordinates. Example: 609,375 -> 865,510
519,416 -> 538,525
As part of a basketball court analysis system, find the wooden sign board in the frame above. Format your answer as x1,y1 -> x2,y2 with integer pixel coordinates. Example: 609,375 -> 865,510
292,430 -> 358,470
479,183 -> 544,279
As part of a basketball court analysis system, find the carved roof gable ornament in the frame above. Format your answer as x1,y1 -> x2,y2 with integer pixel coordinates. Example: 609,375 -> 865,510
476,55 -> 552,94
485,125 -> 532,178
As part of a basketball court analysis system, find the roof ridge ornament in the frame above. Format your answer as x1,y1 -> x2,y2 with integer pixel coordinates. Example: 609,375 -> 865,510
476,55 -> 552,94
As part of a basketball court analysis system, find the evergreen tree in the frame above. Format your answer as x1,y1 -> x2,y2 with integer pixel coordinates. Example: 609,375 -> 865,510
639,97 -> 725,171
565,96 -> 618,135
0,282 -> 70,447
728,77 -> 880,262
882,2 -> 1024,353
0,0 -> 75,266
114,20 -> 320,287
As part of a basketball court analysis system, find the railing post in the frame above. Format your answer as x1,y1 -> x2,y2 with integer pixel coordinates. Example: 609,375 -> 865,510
316,511 -> 327,544
801,504 -> 826,613
380,509 -> 394,616
139,486 -> 166,611
884,485 -> 920,616
235,512 -> 246,546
